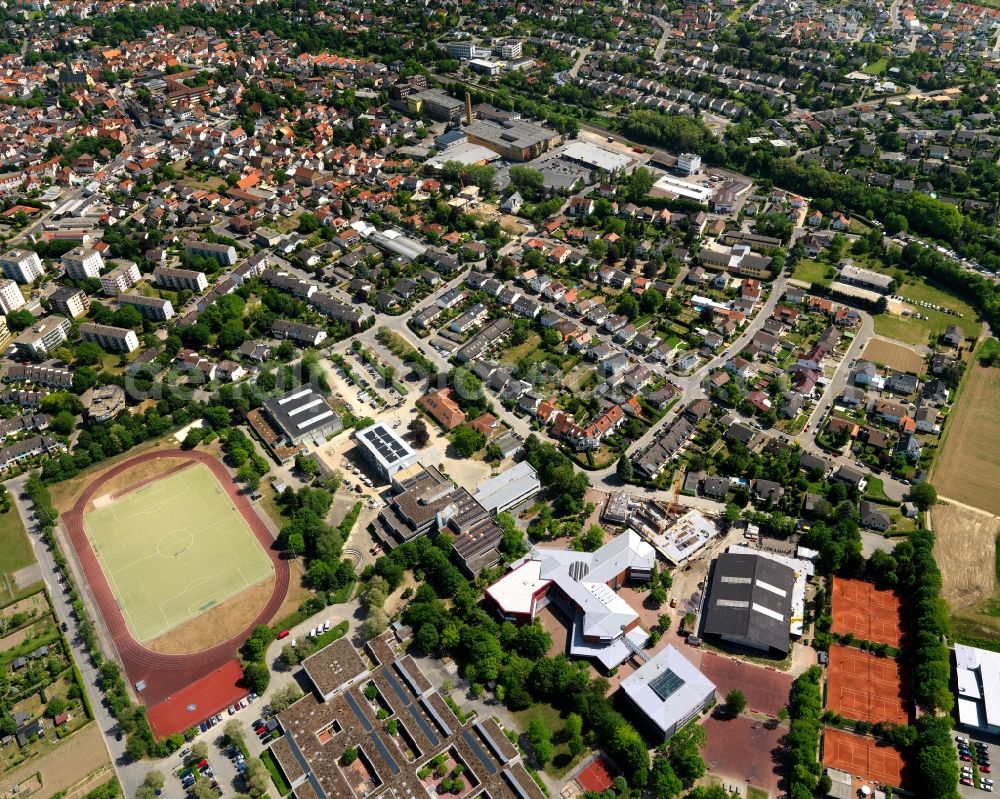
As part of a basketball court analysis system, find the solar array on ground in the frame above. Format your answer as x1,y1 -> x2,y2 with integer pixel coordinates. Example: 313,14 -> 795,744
82,463 -> 274,644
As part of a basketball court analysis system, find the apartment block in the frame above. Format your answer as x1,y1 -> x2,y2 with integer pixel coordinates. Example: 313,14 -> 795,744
0,279 -> 25,314
152,265 -> 209,293
49,286 -> 90,319
0,249 -> 44,284
12,315 -> 71,359
118,293 -> 175,321
185,240 -> 237,266
62,247 -> 104,280
100,261 -> 141,296
79,322 -> 139,353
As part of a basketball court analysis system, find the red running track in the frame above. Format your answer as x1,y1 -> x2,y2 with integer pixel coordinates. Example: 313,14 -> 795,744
62,449 -> 290,709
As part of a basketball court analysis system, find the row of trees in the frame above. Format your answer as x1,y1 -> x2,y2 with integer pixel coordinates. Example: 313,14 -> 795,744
785,666 -> 825,799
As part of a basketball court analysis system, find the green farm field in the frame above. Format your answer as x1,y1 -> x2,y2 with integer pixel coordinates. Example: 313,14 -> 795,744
82,463 -> 273,644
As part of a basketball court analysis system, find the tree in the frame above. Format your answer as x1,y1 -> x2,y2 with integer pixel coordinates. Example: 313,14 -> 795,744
564,713 -> 584,756
650,757 -> 683,799
268,684 -> 303,714
452,426 -> 486,457
724,689 -> 747,717
191,780 -> 218,799
142,770 -> 165,792
616,454 -> 634,482
408,417 -> 430,447
224,719 -> 244,748
666,724 -> 706,785
51,410 -> 76,435
189,741 -> 209,762
243,661 -> 270,695
6,310 -> 34,331
74,341 -> 105,365
360,608 -> 389,640
526,719 -> 552,767
581,524 -> 604,552
909,481 -> 937,511
72,366 -> 99,394
242,757 -> 270,797
126,734 -> 148,761
641,287 -> 665,315
45,697 -> 67,718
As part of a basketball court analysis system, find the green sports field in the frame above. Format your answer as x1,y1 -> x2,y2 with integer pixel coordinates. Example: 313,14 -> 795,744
82,463 -> 274,644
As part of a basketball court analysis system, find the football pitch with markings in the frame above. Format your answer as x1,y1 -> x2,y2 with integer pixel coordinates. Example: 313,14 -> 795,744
82,462 -> 274,644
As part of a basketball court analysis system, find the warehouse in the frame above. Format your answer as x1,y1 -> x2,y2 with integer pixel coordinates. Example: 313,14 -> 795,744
701,552 -> 796,656
261,386 -> 342,447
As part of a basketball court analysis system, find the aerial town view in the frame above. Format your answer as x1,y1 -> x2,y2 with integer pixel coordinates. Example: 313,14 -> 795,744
0,0 -> 999,797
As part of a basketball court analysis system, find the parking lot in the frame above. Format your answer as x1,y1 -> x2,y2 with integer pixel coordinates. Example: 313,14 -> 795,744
958,733 -> 996,797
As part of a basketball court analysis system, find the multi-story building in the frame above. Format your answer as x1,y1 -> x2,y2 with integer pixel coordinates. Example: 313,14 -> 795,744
12,315 -> 71,359
677,152 -> 702,175
79,322 -> 139,353
118,293 -> 174,321
404,89 -> 466,123
48,286 -> 90,319
0,279 -> 25,314
495,40 -> 523,59
0,249 -> 44,284
0,317 -> 9,350
100,261 -> 141,296
445,40 -> 490,60
152,265 -> 208,293
185,240 -> 237,266
62,247 -> 104,280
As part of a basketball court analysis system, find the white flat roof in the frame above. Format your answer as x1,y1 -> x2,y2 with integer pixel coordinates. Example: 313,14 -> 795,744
561,140 -> 633,173
621,645 -> 716,735
472,461 -> 540,513
652,174 -> 714,203
486,559 -> 548,616
955,643 -> 1000,731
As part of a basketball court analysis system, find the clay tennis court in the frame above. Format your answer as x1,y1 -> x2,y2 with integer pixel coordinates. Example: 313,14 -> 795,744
826,645 -> 909,725
823,728 -> 905,788
576,757 -> 615,793
831,577 -> 903,647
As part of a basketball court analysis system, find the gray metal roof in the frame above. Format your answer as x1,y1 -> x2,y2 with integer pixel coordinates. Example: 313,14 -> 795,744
702,552 -> 795,654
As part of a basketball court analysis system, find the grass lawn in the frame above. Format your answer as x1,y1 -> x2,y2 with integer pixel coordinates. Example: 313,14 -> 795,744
875,277 -> 978,346
511,704 -> 583,778
500,335 -> 541,366
0,509 -> 34,576
790,258 -> 833,286
82,462 -> 273,643
863,477 -> 892,503
862,57 -> 888,75
747,787 -> 769,799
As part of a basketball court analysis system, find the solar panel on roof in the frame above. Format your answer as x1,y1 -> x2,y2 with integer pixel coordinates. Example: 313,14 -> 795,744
409,705 -> 439,747
649,669 -> 685,702
344,691 -> 373,732
463,729 -> 498,775
369,732 -> 400,775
